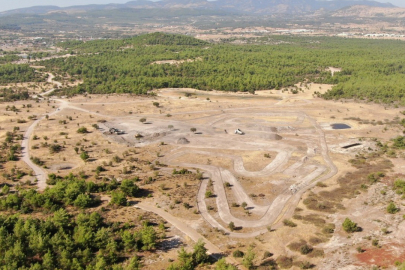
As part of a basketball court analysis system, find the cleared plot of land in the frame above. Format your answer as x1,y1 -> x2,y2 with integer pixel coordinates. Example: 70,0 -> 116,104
10,80 -> 405,269
28,87 -> 334,237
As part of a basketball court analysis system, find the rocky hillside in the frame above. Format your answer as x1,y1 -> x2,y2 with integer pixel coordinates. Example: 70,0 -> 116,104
331,5 -> 405,17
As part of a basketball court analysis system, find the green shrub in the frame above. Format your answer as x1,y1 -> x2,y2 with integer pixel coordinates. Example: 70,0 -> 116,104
228,222 -> 235,231
110,191 -> 128,206
387,202 -> 399,214
215,258 -> 238,270
205,191 -> 213,198
120,179 -> 139,197
298,261 -> 312,269
77,127 -> 88,133
342,218 -> 359,233
283,219 -> 297,227
300,244 -> 313,255
242,247 -> 255,270
49,144 -> 62,154
233,250 -> 244,258
31,156 -> 44,166
80,151 -> 89,162
73,194 -> 92,209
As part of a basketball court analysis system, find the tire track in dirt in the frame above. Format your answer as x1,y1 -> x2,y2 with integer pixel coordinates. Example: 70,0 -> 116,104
159,111 -> 335,237
22,89 -> 337,239
135,202 -> 245,269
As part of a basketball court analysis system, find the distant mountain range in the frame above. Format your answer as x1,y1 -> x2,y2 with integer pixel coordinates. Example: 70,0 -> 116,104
0,0 -> 396,15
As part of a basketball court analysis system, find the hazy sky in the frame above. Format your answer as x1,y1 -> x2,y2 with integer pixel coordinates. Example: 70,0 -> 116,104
0,0 -> 403,12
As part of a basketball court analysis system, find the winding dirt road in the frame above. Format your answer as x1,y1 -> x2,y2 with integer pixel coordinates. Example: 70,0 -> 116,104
147,106 -> 338,237
21,73 -> 65,190
21,86 -> 337,251
19,80 -> 254,267
135,203 -> 244,269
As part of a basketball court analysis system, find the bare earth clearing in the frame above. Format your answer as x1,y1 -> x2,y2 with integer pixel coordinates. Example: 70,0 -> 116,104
5,80 -> 404,269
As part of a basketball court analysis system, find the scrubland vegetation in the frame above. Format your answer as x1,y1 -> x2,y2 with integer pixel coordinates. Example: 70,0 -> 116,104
2,32 -> 405,269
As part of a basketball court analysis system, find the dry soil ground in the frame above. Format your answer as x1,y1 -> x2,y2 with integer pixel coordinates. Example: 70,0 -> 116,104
2,80 -> 405,269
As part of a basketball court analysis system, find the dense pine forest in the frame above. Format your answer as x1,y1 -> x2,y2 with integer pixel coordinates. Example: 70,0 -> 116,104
0,64 -> 44,84
0,175 -> 155,269
41,33 -> 405,105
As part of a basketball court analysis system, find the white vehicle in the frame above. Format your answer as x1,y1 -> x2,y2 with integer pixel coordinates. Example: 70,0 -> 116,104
289,184 -> 298,194
234,128 -> 244,135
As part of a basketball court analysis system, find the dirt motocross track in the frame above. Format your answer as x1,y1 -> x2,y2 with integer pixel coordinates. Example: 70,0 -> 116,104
100,87 -> 338,237
20,81 -> 405,268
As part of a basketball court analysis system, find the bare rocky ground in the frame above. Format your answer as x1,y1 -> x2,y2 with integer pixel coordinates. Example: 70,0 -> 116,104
3,80 -> 405,269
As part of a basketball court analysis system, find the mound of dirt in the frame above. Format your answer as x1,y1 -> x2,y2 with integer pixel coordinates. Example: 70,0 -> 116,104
177,137 -> 190,144
270,134 -> 283,140
153,132 -> 167,137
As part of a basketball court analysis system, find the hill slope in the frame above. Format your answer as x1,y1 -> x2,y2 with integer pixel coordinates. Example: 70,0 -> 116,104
331,5 -> 405,17
0,0 -> 396,16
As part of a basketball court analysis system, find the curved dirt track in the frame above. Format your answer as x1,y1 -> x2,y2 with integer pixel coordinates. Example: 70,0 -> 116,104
21,72 -> 106,190
21,116 -> 50,190
21,86 -> 337,241
20,96 -> 246,268
21,75 -> 65,190
135,202 -> 245,269
154,108 -> 337,237
97,88 -> 338,238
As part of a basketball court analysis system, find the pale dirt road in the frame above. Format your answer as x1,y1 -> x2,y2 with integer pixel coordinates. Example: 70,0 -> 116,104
14,54 -> 75,65
157,110 -> 337,237
20,97 -> 108,190
31,73 -> 62,99
21,101 -> 67,190
21,73 -> 66,190
269,113 -> 338,227
21,86 -> 337,241
135,202 -> 245,269
21,117 -> 48,190
46,73 -> 62,88
102,103 -> 335,237
20,73 -> 78,190
18,86 -> 330,264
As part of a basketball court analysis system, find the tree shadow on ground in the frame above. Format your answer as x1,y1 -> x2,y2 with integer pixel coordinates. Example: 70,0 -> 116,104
158,236 -> 183,251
